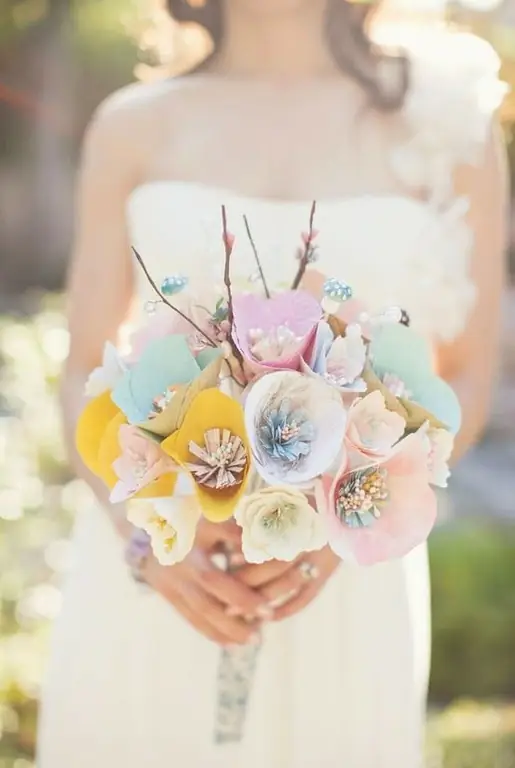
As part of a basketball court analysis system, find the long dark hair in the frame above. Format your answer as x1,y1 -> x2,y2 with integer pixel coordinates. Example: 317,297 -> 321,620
165,0 -> 409,111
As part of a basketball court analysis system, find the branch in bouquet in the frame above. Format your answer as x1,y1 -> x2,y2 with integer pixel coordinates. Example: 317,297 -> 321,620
291,200 -> 317,290
243,215 -> 271,299
221,206 -> 246,370
132,247 -> 217,348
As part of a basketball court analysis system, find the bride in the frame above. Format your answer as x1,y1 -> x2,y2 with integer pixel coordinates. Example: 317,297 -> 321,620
38,1 -> 507,766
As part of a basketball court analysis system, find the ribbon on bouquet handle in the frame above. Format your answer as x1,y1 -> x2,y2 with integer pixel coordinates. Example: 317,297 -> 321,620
213,546 -> 262,744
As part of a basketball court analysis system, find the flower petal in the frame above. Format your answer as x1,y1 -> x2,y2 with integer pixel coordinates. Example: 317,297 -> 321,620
75,391 -> 121,476
162,388 -> 250,522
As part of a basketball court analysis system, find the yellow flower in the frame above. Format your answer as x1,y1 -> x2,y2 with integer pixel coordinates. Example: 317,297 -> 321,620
162,388 -> 250,522
76,390 -> 176,498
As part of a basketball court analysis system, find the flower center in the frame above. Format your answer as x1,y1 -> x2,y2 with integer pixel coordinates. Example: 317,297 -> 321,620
163,533 -> 177,553
261,503 -> 295,531
249,325 -> 302,362
259,402 -> 314,465
149,515 -> 168,531
188,428 -> 247,490
336,467 -> 389,528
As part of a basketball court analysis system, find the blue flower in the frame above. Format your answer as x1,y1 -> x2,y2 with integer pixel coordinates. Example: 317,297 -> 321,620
258,400 -> 315,464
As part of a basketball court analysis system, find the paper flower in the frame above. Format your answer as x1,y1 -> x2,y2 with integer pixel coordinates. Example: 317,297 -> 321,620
109,425 -> 178,503
244,370 -> 346,487
111,334 -> 221,426
75,390 -> 122,477
303,320 -> 367,393
231,290 -> 321,371
369,323 -> 462,433
85,342 -> 128,397
127,497 -> 201,565
321,432 -> 437,566
235,486 -> 327,564
424,425 -> 454,488
345,391 -> 406,466
162,388 -> 250,522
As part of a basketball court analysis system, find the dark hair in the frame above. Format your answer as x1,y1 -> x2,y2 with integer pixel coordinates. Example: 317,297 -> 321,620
166,0 -> 409,111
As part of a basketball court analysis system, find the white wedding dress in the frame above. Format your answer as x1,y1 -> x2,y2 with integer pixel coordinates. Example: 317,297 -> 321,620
38,30 -> 505,768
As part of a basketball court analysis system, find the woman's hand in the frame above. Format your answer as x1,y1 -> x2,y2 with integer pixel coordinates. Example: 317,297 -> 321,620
142,519 -> 273,646
235,546 -> 341,622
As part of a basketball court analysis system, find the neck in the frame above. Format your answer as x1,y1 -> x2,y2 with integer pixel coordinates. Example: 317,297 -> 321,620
209,2 -> 337,79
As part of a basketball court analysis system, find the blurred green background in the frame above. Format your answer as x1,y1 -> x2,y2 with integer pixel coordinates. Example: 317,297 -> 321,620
1,2 -> 515,767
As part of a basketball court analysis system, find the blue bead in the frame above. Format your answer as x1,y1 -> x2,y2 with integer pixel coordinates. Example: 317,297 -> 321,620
323,278 -> 353,302
161,275 -> 188,296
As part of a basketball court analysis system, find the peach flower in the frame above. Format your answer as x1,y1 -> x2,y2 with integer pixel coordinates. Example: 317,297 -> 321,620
110,425 -> 177,503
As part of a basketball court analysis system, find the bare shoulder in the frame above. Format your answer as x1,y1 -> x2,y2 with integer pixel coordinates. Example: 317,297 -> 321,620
81,78 -> 193,185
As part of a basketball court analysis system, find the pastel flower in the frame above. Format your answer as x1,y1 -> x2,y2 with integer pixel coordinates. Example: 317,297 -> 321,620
75,390 -> 122,477
110,425 -> 178,503
303,321 -> 367,393
235,486 -> 328,564
111,333 -> 221,428
321,432 -> 437,566
369,323 -> 462,434
232,290 -> 321,371
85,342 -> 128,397
244,370 -> 347,488
424,426 -> 454,488
127,497 -> 201,566
162,388 -> 250,522
345,391 -> 406,465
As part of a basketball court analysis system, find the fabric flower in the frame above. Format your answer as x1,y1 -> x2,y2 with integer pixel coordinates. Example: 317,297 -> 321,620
424,425 -> 454,488
162,388 -> 250,522
303,320 -> 367,393
111,333 -> 221,427
345,391 -> 406,466
244,370 -> 346,488
231,290 -> 321,371
235,486 -> 327,564
85,342 -> 128,397
127,497 -> 201,565
369,323 -> 462,434
321,432 -> 437,566
109,425 -> 178,503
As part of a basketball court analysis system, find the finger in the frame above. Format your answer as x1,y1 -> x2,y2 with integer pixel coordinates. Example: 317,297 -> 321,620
166,586 -> 231,645
184,583 -> 261,645
258,562 -> 310,606
273,583 -> 322,622
195,518 -> 242,550
236,557 -> 301,589
193,558 -> 273,619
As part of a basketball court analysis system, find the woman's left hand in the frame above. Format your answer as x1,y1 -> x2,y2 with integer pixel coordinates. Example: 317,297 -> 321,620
235,546 -> 341,622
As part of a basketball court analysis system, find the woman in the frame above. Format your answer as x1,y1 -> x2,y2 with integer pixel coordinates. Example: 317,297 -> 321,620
38,1 -> 508,766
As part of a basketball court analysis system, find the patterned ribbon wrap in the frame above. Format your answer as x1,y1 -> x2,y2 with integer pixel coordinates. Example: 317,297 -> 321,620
213,470 -> 264,744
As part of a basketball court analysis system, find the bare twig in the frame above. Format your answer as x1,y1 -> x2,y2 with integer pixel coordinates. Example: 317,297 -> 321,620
291,200 -> 317,290
243,215 -> 271,299
132,246 -> 217,348
221,206 -> 246,370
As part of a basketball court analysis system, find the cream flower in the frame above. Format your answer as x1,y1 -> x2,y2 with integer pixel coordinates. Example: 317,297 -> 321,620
85,342 -> 127,397
425,426 -> 454,488
127,496 -> 200,566
235,486 -> 327,564
346,391 -> 406,465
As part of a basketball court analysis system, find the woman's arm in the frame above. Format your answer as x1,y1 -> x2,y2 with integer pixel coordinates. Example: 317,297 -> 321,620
437,124 -> 510,463
63,91 -> 270,642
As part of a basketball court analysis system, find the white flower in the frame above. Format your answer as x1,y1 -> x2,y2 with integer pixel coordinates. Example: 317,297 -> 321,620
324,324 -> 367,391
425,427 -> 454,488
85,342 -> 127,397
244,370 -> 347,488
346,391 -> 406,463
127,496 -> 200,565
235,486 -> 328,564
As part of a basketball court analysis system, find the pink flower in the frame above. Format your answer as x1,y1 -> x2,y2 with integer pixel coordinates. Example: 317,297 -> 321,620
232,290 -> 321,372
320,432 -> 437,566
345,391 -> 406,466
110,425 -> 177,503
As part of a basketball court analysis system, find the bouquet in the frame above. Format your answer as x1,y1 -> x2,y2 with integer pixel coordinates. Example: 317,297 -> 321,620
76,202 -> 460,568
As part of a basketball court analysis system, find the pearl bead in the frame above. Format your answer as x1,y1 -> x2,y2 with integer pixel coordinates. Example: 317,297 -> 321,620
144,301 -> 158,315
323,278 -> 353,303
160,275 -> 188,296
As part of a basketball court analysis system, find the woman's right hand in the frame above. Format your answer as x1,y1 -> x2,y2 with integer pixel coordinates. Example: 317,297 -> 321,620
142,520 -> 273,646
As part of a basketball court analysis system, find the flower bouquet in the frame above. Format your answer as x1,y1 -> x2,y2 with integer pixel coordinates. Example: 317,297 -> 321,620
76,202 -> 461,740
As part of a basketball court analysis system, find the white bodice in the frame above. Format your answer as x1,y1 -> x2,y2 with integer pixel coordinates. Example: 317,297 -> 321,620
126,30 -> 506,344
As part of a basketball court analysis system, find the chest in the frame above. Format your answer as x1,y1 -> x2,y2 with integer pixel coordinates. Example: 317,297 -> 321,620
146,82 -> 407,200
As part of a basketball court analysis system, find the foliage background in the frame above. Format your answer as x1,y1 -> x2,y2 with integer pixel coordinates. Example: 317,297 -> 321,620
1,2 -> 515,766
